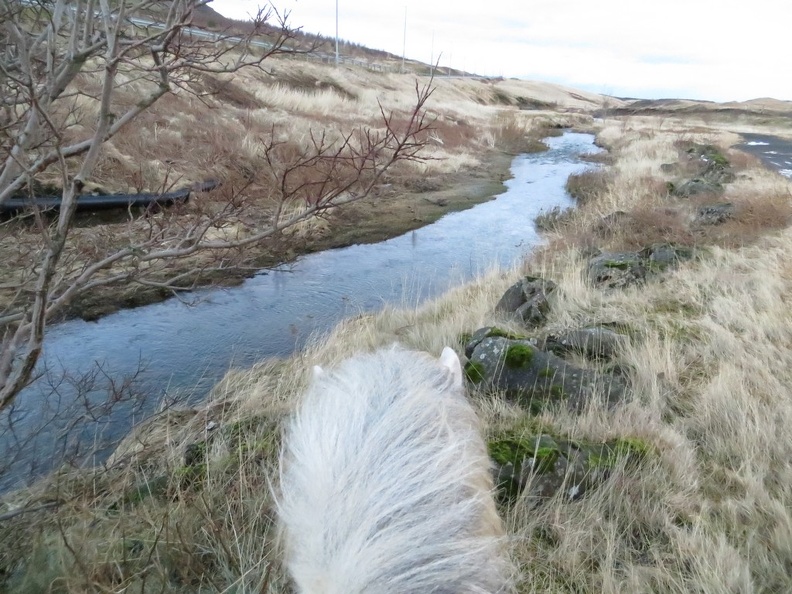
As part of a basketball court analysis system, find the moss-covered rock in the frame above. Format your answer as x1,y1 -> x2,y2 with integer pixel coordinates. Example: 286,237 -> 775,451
468,335 -> 625,411
542,327 -> 627,361
489,429 -> 653,503
495,275 -> 557,327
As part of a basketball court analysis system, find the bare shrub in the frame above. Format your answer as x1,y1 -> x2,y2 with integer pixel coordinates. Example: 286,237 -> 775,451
579,151 -> 614,165
606,206 -> 694,250
695,191 -> 792,247
0,0 -> 434,412
565,169 -> 611,204
493,112 -> 548,154
534,206 -> 577,232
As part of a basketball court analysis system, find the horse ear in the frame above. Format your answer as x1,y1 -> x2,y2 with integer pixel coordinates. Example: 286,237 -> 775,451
439,346 -> 463,389
312,365 -> 325,381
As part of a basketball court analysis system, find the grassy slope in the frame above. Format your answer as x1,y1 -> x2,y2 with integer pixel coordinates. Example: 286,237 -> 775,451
5,63 -> 792,593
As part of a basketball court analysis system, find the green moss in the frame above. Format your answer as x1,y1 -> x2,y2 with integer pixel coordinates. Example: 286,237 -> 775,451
538,366 -> 555,379
666,181 -> 675,193
709,152 -> 729,167
602,260 -> 631,270
504,343 -> 534,368
586,436 -> 654,470
549,385 -> 565,399
613,437 -> 654,459
488,436 -> 560,474
464,361 -> 486,383
486,327 -> 528,341
533,447 -> 560,473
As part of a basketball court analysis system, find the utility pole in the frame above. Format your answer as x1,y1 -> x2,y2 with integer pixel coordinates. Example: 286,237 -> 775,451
335,0 -> 339,66
401,6 -> 406,74
430,30 -> 434,76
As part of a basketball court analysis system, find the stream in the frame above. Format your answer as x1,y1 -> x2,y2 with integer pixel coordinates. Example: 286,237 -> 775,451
0,131 -> 600,493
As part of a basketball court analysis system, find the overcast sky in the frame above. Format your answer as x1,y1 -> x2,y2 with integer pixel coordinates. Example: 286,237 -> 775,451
210,0 -> 790,102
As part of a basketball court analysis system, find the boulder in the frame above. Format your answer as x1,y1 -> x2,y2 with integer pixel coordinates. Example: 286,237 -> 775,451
588,244 -> 694,288
638,243 -> 694,269
672,178 -> 722,197
587,251 -> 646,289
695,202 -> 735,225
495,275 -> 557,327
489,432 -> 652,503
465,336 -> 625,412
543,327 -> 627,360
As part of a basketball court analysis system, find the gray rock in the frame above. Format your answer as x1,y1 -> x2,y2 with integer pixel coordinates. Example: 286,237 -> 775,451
672,178 -> 722,197
495,276 -> 557,327
587,251 -> 646,289
660,163 -> 677,173
467,336 -> 625,412
464,326 -> 532,359
701,160 -> 735,184
638,243 -> 694,269
588,245 -> 694,288
695,202 -> 735,225
544,327 -> 627,360
490,433 -> 648,503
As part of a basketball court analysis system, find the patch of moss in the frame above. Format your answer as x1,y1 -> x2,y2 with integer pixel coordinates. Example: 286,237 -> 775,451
486,327 -> 528,341
504,343 -> 534,368
612,436 -> 654,459
602,259 -> 631,270
538,366 -> 555,379
488,436 -> 560,474
586,436 -> 653,470
464,361 -> 486,383
549,385 -> 565,399
533,447 -> 560,474
708,151 -> 729,167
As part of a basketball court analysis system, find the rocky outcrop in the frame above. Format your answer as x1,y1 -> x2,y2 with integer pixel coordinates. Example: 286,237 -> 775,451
695,202 -> 735,225
495,276 -> 557,327
541,327 -> 627,360
670,144 -> 734,198
588,243 -> 694,289
464,334 -> 625,412
489,432 -> 652,502
671,178 -> 723,197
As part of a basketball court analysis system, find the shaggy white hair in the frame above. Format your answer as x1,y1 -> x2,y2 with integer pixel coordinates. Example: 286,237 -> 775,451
278,345 -> 512,594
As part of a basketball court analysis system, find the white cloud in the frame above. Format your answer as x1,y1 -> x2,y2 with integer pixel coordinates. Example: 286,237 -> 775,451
210,0 -> 792,101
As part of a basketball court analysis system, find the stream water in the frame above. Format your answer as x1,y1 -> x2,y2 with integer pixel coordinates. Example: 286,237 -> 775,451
0,131 -> 600,493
